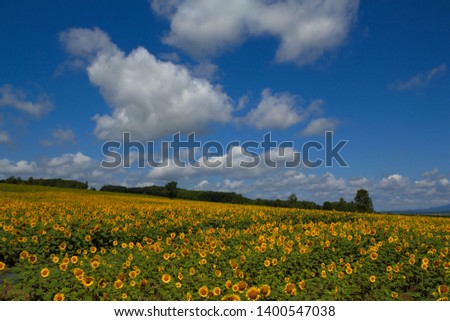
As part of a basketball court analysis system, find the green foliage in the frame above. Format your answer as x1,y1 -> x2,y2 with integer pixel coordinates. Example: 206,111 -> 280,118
0,176 -> 88,190
164,181 -> 178,199
354,189 -> 374,213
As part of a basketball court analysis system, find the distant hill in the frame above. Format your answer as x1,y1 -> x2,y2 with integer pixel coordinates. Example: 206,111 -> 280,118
389,203 -> 450,215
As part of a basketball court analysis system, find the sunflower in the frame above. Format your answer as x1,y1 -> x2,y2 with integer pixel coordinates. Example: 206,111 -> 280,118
298,280 -> 306,290
59,243 -> 67,251
370,252 -> 378,260
19,251 -> 29,260
99,279 -> 107,288
122,293 -> 127,300
231,284 -> 239,292
369,275 -> 376,283
284,283 -> 296,296
213,287 -> 221,296
225,280 -> 232,289
263,259 -> 271,267
391,292 -> 399,299
82,276 -> 94,287
139,278 -> 148,288
84,235 -> 91,242
114,279 -> 124,290
345,267 -> 353,275
271,258 -> 278,266
73,268 -> 84,280
59,263 -> 68,272
221,294 -> 241,301
422,258 -> 429,265
189,267 -> 196,276
230,259 -> 238,270
161,274 -> 171,284
129,270 -> 137,278
438,285 -> 449,295
0,262 -> 5,271
186,292 -> 192,301
215,270 -> 222,277
260,284 -> 271,297
40,267 -> 50,278
163,253 -> 170,261
321,270 -> 327,278
338,271 -> 345,279
175,282 -> 182,288
246,287 -> 260,301
198,285 -> 209,298
70,256 -> 78,264
28,255 -> 37,264
409,257 -> 416,265
90,260 -> 100,269
53,293 -> 65,301
238,281 -> 248,292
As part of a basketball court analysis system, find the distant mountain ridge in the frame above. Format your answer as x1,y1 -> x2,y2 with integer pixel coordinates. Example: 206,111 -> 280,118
390,203 -> 450,214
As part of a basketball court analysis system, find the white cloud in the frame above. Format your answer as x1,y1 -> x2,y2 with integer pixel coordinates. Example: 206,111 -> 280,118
60,27 -> 233,141
189,61 -> 219,80
59,27 -> 119,60
422,168 -> 439,177
379,174 -> 409,190
194,179 -> 209,190
0,159 -> 37,176
243,89 -> 323,130
41,128 -> 76,146
389,63 -> 447,91
0,130 -> 10,144
349,177 -> 369,186
0,84 -> 53,117
223,179 -> 244,189
301,117 -> 339,136
151,0 -> 359,64
46,152 -> 95,180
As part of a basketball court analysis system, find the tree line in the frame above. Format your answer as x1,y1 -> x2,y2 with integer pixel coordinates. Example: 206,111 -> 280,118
100,181 -> 374,213
1,176 -> 374,213
0,176 -> 88,190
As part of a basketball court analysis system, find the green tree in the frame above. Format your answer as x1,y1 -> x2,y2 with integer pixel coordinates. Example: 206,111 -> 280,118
288,193 -> 298,207
323,201 -> 332,211
354,189 -> 374,213
165,181 -> 178,199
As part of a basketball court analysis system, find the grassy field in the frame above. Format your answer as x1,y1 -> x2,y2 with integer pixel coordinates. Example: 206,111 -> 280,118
0,184 -> 449,301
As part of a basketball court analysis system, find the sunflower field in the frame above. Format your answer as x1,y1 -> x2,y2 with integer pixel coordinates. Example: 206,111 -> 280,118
0,184 -> 449,301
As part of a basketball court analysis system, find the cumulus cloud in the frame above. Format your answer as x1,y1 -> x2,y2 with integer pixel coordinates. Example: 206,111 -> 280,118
0,159 -> 37,176
379,174 -> 409,190
421,168 -> 439,177
40,128 -> 76,146
151,0 -> 359,64
389,63 -> 447,91
301,117 -> 339,136
242,89 -> 323,129
59,27 -> 119,60
0,84 -> 53,117
349,177 -> 370,187
60,27 -> 233,141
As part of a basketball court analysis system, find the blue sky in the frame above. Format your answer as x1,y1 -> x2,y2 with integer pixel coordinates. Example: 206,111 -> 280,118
1,0 -> 449,211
